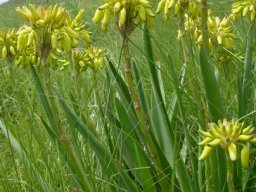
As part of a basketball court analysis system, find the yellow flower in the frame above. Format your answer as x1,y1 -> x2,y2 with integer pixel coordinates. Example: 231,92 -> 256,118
73,47 -> 104,73
198,119 -> 255,169
156,0 -> 200,20
232,0 -> 256,21
93,0 -> 155,31
15,4 -> 91,69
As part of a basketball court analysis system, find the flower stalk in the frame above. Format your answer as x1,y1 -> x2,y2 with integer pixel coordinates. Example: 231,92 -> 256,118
200,0 -> 209,49
226,151 -> 236,192
121,32 -> 158,160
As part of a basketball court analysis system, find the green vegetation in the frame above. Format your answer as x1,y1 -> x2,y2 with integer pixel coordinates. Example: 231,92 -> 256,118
0,0 -> 256,191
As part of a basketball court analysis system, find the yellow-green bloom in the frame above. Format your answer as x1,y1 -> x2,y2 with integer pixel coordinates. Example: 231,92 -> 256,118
15,4 -> 91,69
156,0 -> 200,20
0,28 -> 17,62
179,12 -> 237,66
73,47 -> 104,73
92,0 -> 155,31
198,119 -> 255,169
232,0 -> 256,21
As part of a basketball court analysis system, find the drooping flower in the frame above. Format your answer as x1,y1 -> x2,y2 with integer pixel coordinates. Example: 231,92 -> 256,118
156,0 -> 200,20
231,0 -> 256,21
15,4 -> 91,69
199,119 -> 255,169
73,47 -> 104,73
0,29 -> 18,62
92,0 -> 155,31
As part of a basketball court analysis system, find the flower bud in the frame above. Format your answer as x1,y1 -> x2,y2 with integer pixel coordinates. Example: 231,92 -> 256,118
198,137 -> 213,146
241,145 -> 249,169
238,135 -> 253,141
168,0 -> 176,9
102,9 -> 111,27
92,9 -> 104,24
139,6 -> 146,21
199,146 -> 213,160
74,9 -> 85,22
228,143 -> 237,161
9,46 -> 16,55
114,2 -> 122,13
2,46 -> 7,58
156,0 -> 165,14
251,9 -> 256,21
99,3 -> 110,10
119,8 -> 126,27
242,6 -> 249,16
51,33 -> 58,49
207,139 -> 221,147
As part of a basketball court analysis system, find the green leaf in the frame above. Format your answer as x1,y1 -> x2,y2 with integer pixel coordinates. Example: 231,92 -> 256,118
115,97 -> 158,191
199,47 -> 227,192
143,25 -> 195,192
0,121 -> 51,192
58,97 -> 140,192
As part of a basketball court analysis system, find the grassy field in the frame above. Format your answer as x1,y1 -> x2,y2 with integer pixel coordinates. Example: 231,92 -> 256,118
0,0 -> 256,192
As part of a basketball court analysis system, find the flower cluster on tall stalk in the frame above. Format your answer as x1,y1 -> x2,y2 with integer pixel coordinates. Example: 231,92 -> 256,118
232,0 -> 256,21
156,0 -> 200,20
199,119 -> 256,192
93,0 -> 159,161
0,29 -> 18,64
15,4 -> 90,69
156,0 -> 243,66
180,11 -> 240,65
92,0 -> 155,31
0,4 -> 104,72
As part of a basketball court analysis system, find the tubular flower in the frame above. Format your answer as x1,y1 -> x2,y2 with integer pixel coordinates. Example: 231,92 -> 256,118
0,28 -> 18,62
73,47 -> 104,73
199,119 -> 256,169
183,12 -> 235,49
92,0 -> 155,31
156,0 -> 200,20
231,0 -> 256,21
15,4 -> 91,69
179,12 -> 238,65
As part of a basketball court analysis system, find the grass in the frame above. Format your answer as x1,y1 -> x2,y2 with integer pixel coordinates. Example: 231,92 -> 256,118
0,0 -> 256,191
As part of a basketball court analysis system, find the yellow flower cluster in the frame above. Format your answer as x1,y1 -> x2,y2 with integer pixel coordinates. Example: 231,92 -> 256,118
0,29 -> 18,62
156,0 -> 200,20
73,47 -> 104,73
15,4 -> 91,69
232,0 -> 256,21
92,0 -> 155,31
178,12 -> 238,65
199,119 -> 255,169
181,12 -> 235,49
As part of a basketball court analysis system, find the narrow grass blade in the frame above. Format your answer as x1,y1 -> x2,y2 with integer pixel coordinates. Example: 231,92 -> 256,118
0,121 -> 51,192
59,97 -> 140,192
31,65 -> 94,191
30,66 -> 58,135
108,59 -> 132,105
240,24 -> 255,117
115,98 -> 158,191
143,25 -> 195,192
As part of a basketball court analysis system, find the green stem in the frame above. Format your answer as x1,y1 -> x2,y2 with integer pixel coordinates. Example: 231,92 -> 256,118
178,10 -> 189,65
200,0 -> 209,50
41,58 -> 93,190
226,152 -> 236,192
121,35 -> 158,159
